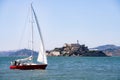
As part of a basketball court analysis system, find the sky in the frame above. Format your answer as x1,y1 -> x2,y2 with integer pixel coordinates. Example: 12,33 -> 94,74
0,0 -> 120,51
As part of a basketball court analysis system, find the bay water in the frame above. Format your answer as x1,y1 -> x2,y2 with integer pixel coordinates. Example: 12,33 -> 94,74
0,56 -> 120,80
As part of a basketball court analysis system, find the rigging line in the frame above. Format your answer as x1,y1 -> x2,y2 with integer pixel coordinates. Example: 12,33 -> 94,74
18,6 -> 30,50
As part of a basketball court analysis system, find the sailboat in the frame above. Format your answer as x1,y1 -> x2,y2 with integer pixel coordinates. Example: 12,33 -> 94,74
9,4 -> 47,70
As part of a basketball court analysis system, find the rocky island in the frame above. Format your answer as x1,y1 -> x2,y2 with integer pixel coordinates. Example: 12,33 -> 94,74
46,41 -> 108,57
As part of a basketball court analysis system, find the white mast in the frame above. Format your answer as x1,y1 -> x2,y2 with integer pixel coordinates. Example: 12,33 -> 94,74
31,5 -> 34,56
31,4 -> 47,64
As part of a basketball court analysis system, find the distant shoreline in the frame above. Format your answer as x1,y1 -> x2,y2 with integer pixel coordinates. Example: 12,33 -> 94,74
1,44 -> 120,57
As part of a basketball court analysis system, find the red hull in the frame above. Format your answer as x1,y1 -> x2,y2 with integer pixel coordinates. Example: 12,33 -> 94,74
10,64 -> 47,70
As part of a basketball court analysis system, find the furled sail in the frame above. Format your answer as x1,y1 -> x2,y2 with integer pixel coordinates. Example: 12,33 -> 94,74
31,4 -> 47,64
16,56 -> 33,63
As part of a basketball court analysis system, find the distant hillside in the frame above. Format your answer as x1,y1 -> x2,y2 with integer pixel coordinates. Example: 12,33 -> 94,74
9,49 -> 38,57
93,44 -> 120,56
103,48 -> 120,56
0,49 -> 38,57
93,44 -> 120,50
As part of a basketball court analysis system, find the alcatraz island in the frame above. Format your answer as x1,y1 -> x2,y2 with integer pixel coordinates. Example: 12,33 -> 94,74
46,40 -> 108,57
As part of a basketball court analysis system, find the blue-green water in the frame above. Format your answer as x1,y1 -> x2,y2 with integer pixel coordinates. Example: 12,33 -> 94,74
0,56 -> 120,80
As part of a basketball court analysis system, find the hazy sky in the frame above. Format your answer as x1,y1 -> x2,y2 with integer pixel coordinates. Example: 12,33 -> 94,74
0,0 -> 120,51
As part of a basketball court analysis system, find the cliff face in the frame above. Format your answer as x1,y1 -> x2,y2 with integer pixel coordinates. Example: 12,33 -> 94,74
47,43 -> 108,57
